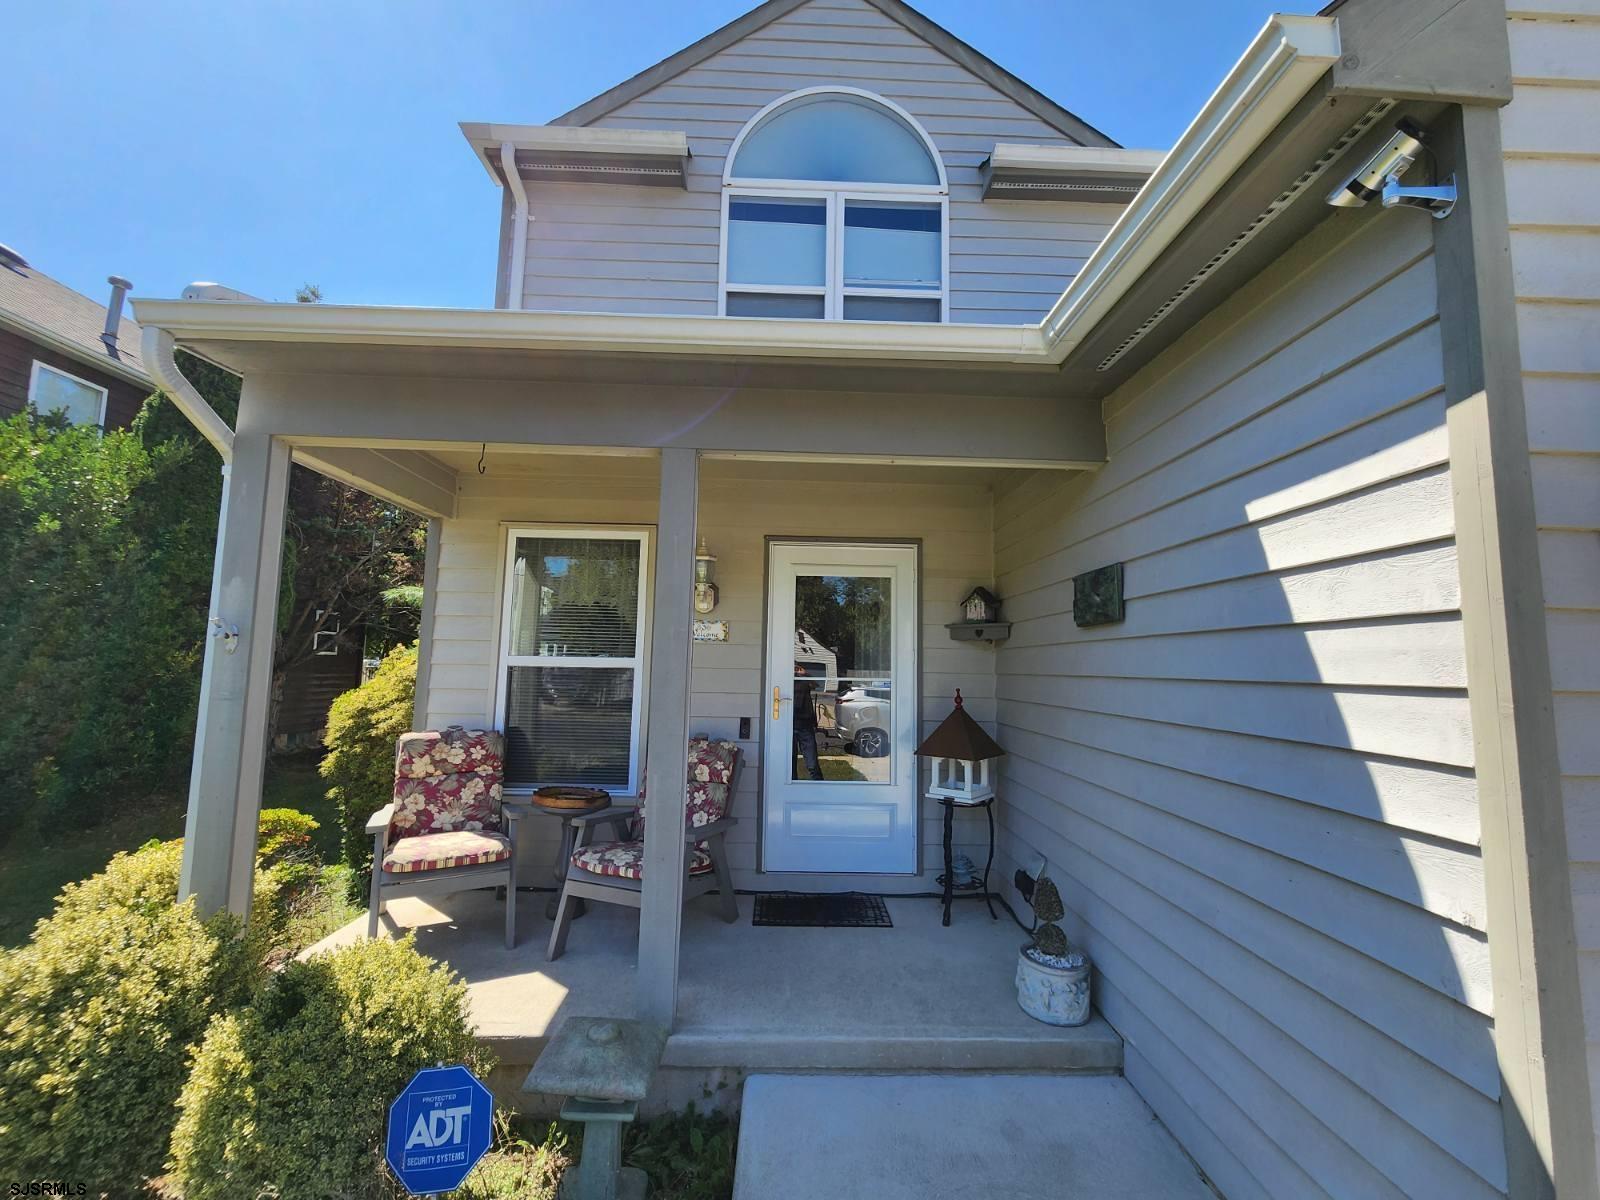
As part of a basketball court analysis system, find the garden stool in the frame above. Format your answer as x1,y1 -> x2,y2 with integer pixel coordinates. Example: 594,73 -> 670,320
525,1015 -> 667,1200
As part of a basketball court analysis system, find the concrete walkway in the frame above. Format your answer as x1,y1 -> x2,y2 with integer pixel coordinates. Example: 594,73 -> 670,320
733,1074 -> 1216,1200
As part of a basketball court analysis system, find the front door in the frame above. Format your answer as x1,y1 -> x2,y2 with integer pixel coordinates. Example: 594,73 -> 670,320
762,542 -> 918,874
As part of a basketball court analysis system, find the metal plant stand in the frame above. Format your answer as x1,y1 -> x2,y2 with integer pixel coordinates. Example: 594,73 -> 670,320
524,1016 -> 667,1200
938,795 -> 997,927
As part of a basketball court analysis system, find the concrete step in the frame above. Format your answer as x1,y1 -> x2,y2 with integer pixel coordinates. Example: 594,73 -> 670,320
733,1074 -> 1217,1200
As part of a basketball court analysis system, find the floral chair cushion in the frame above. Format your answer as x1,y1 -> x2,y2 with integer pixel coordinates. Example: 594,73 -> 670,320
382,829 -> 511,874
634,738 -> 737,839
570,840 -> 714,881
396,727 -> 503,781
389,727 -> 505,844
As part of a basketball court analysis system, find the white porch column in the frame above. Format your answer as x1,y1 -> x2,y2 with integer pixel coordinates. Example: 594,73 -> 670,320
178,432 -> 292,918
638,447 -> 700,1027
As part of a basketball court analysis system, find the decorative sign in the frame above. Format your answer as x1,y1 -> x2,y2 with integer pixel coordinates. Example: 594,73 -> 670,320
692,619 -> 729,642
385,1065 -> 494,1196
1073,563 -> 1125,627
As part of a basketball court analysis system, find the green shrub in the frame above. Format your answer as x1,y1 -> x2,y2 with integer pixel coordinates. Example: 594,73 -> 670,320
322,644 -> 416,875
169,935 -> 486,1200
0,841 -> 263,1194
0,815 -> 321,1193
257,806 -> 321,867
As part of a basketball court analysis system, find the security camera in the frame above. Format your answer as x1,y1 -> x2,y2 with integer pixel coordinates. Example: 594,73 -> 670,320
1326,118 -> 1456,219
1327,119 -> 1428,208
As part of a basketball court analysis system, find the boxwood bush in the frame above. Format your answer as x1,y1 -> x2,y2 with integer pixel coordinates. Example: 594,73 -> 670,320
0,835 -> 290,1193
322,643 -> 416,876
168,935 -> 485,1200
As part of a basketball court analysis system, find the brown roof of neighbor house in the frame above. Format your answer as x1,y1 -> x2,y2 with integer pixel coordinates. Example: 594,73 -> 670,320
915,690 -> 1005,761
0,252 -> 149,384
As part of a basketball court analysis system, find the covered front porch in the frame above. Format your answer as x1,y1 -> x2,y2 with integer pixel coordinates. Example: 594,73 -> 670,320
146,325 -> 1105,1031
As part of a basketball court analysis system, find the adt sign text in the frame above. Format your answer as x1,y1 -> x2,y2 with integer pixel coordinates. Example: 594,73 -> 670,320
385,1065 -> 493,1195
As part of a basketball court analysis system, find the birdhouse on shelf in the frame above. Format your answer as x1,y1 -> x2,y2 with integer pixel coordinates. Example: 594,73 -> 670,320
915,689 -> 1005,805
961,587 -> 1001,624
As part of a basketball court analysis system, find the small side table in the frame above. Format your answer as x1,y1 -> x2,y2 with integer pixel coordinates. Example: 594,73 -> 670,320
510,792 -> 613,920
937,795 -> 997,927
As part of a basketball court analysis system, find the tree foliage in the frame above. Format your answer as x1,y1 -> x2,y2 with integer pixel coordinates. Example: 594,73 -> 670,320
322,644 -> 418,875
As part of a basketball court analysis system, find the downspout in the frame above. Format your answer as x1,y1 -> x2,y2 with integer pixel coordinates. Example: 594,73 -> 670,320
140,325 -> 235,462
500,142 -> 529,311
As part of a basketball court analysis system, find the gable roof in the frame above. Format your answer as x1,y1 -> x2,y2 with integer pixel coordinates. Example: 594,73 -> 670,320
550,0 -> 1118,147
0,257 -> 150,387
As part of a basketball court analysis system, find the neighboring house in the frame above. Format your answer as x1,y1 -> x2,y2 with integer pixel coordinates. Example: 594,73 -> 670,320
132,0 -> 1600,1196
0,244 -> 150,427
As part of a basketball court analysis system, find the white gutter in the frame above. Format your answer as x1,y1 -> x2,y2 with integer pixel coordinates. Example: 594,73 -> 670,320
133,14 -> 1337,375
129,298 -> 1047,363
499,142 -> 530,311
1037,13 -> 1341,360
141,326 -> 235,461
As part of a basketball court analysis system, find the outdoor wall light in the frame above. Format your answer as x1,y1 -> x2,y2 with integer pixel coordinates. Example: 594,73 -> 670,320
694,537 -> 719,614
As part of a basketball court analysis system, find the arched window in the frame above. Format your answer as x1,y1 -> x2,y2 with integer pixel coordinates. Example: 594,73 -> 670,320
721,89 -> 947,323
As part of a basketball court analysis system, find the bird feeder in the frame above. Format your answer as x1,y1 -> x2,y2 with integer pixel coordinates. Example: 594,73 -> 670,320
915,689 -> 1005,805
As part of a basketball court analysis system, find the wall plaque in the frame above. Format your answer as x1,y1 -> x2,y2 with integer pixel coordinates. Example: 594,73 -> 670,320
1073,563 -> 1125,627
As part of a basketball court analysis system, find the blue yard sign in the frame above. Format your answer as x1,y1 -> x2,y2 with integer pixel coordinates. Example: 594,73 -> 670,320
385,1065 -> 494,1195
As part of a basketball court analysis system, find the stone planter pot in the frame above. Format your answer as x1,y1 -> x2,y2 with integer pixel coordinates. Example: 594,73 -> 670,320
1015,945 -> 1091,1026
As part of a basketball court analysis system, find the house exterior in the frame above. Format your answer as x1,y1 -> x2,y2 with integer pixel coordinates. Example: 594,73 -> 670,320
130,0 -> 1600,1196
0,246 -> 150,427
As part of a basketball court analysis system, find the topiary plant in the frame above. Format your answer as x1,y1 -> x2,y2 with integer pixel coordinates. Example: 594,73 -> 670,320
1025,876 -> 1083,966
168,935 -> 489,1199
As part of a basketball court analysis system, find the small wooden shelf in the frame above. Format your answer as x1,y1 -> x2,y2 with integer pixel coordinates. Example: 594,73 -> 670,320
946,621 -> 1011,644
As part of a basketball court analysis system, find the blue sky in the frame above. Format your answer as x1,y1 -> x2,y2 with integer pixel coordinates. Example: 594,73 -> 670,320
2,0 -> 1319,310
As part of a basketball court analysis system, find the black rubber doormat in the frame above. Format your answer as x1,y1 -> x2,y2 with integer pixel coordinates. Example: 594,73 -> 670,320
751,892 -> 893,928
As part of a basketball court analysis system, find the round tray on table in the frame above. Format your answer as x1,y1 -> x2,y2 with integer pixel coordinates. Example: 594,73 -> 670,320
532,786 -> 611,814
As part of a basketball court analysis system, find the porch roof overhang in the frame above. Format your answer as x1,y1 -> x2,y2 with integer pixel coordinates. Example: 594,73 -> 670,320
134,14 -> 1345,403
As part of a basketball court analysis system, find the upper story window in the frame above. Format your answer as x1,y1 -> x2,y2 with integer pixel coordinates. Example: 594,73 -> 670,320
28,361 -> 107,428
721,88 -> 947,323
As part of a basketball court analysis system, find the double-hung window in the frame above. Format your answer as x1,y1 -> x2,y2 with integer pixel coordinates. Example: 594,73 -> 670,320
495,529 -> 650,794
721,89 -> 948,323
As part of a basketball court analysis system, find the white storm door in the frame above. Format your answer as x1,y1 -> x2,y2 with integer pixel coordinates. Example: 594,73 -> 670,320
762,542 -> 918,874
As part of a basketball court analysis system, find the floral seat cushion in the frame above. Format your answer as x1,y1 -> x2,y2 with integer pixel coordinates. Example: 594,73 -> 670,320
571,840 -> 714,881
382,829 -> 511,874
389,727 -> 505,842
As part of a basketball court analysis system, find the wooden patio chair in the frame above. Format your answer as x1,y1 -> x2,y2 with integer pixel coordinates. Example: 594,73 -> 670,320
547,737 -> 741,960
367,726 -> 522,950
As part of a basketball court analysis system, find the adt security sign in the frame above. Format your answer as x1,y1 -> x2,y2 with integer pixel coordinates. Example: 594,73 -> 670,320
385,1065 -> 493,1195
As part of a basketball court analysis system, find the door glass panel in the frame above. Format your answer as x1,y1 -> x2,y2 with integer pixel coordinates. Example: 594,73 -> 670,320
791,574 -> 893,784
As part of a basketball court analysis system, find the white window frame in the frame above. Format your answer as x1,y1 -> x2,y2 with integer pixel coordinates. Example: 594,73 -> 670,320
718,87 -> 950,323
492,526 -> 653,796
312,608 -> 341,656
28,360 -> 108,428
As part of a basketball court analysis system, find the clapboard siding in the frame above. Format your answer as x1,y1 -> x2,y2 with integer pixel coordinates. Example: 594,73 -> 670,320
1500,5 -> 1600,1174
418,456 -> 1000,892
515,0 -> 1120,321
993,210 -> 1504,1197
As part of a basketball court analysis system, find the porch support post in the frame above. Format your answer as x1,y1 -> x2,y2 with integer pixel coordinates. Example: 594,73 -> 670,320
411,516 -> 443,731
637,447 -> 700,1028
178,432 -> 292,919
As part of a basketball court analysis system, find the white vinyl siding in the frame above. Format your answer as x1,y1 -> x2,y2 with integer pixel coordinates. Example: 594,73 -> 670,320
1500,4 -> 1600,1175
516,0 -> 1119,322
993,211 -> 1503,1199
421,456 -> 999,893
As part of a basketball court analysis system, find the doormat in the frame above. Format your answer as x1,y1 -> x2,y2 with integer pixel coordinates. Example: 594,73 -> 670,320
751,892 -> 893,928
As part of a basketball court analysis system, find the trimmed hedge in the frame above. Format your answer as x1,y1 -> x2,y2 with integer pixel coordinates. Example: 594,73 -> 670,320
168,935 -> 486,1200
0,836 -> 291,1193
322,644 -> 416,875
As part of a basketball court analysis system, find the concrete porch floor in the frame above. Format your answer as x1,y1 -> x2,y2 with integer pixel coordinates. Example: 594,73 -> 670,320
309,889 -> 1120,1105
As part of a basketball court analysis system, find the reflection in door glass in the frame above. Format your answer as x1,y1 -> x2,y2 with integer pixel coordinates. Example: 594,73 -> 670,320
792,574 -> 893,784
